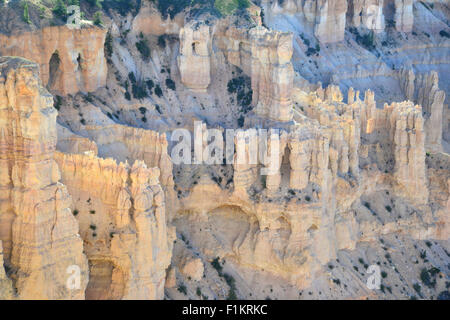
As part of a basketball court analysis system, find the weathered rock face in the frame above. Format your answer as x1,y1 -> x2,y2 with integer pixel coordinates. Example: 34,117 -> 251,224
57,123 -> 99,156
82,124 -> 174,188
0,57 -> 88,299
309,0 -> 348,43
132,2 -> 184,36
348,0 -> 386,32
264,0 -> 348,43
174,82 -> 441,289
178,23 -> 211,93
362,98 -> 428,205
0,26 -> 107,96
0,241 -> 13,299
218,25 -> 294,121
263,0 -> 419,43
415,72 -> 445,151
250,27 -> 294,121
398,69 -> 446,151
394,0 -> 414,32
55,152 -> 175,300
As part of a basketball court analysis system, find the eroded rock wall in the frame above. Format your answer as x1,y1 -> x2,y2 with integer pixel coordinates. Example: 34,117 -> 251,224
394,0 -> 414,32
178,23 -> 211,92
55,152 -> 175,300
82,124 -> 174,187
348,0 -> 386,32
0,25 -> 107,96
0,57 -> 88,299
218,25 -> 294,121
416,72 -> 446,151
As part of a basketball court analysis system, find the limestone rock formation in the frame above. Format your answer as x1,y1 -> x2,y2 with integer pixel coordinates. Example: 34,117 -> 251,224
250,27 -> 294,121
0,241 -> 13,299
218,25 -> 294,121
398,70 -> 446,151
0,57 -> 88,299
394,0 -> 414,32
0,26 -> 107,95
178,23 -> 211,92
309,0 -> 348,43
82,124 -> 174,188
415,72 -> 446,151
348,0 -> 386,32
55,152 -> 175,300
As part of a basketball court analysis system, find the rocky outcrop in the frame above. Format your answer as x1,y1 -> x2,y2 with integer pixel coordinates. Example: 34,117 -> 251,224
262,0 -> 419,43
0,25 -> 107,96
300,85 -> 361,179
178,23 -> 211,93
394,0 -> 414,32
398,70 -> 446,151
55,152 -> 175,300
56,123 -> 99,156
262,0 -> 348,43
308,0 -> 348,43
415,72 -> 445,151
250,27 -> 294,121
348,0 -> 385,32
363,100 -> 428,204
82,124 -> 174,187
0,241 -> 13,299
0,57 -> 88,299
218,25 -> 294,121
398,67 -> 415,101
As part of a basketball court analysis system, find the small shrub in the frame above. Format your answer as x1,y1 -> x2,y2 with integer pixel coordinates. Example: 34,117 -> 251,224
105,32 -> 113,58
52,0 -> 67,19
128,72 -> 137,84
89,224 -> 96,231
381,271 -> 387,278
439,30 -> 450,38
132,83 -> 148,99
211,257 -> 223,274
54,95 -> 62,110
385,205 -> 392,212
413,283 -> 421,295
146,79 -> 155,92
237,115 -> 245,128
420,268 -> 436,288
136,39 -> 151,60
158,35 -> 166,48
89,210 -> 96,215
166,78 -> 176,91
154,84 -> 163,97
23,1 -> 31,24
139,107 -> 147,115
72,209 -> 79,216
177,284 -> 187,295
93,11 -> 102,26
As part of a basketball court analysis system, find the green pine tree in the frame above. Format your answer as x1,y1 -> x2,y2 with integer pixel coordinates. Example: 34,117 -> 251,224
23,1 -> 31,24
